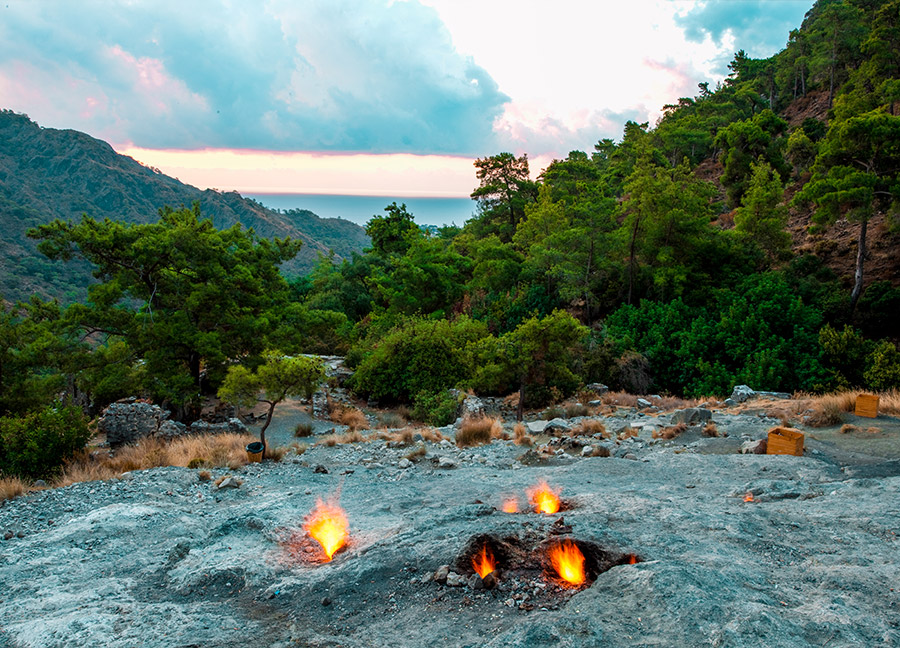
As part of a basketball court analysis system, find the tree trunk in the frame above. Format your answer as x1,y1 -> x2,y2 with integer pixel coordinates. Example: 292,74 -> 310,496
849,218 -> 868,314
259,401 -> 276,459
516,382 -> 525,422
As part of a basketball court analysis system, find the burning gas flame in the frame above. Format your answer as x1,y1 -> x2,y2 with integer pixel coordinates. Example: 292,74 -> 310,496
744,492 -> 754,503
628,554 -> 637,565
304,498 -> 349,561
528,480 -> 561,514
502,498 -> 519,513
471,545 -> 496,578
549,540 -> 586,587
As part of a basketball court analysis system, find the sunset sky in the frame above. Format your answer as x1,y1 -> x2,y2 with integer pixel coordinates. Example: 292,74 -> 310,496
1,0 -> 815,198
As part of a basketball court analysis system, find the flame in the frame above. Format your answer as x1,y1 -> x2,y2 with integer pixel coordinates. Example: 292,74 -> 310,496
471,545 -> 496,578
744,492 -> 754,503
528,480 -> 561,514
628,554 -> 637,565
549,540 -> 586,587
502,498 -> 519,513
304,498 -> 349,561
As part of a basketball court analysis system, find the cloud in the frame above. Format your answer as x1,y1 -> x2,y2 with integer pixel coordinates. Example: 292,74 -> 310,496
0,0 -> 508,154
675,0 -> 814,61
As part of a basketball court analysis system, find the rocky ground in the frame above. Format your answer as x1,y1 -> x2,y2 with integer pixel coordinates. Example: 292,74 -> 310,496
1,400 -> 899,648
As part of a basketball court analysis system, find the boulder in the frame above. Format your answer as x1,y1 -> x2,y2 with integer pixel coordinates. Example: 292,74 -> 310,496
526,420 -> 549,434
98,400 -> 171,448
740,439 -> 768,454
730,385 -> 756,403
585,383 -> 609,395
157,420 -> 188,439
671,408 -> 712,425
543,418 -> 571,433
189,418 -> 249,436
636,398 -> 652,408
459,395 -> 485,420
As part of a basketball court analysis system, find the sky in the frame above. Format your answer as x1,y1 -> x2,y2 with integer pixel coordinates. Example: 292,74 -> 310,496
0,0 -> 815,198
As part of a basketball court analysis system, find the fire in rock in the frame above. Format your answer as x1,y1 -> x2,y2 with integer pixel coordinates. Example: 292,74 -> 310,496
502,498 -> 519,514
528,480 -> 561,515
744,492 -> 755,503
304,498 -> 349,561
548,539 -> 586,587
472,545 -> 497,578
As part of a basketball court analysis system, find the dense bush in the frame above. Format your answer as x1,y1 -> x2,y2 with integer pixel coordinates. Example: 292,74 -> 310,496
349,317 -> 489,402
0,406 -> 91,479
412,389 -> 459,426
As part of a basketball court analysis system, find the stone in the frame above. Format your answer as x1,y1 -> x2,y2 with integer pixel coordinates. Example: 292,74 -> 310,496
636,398 -> 652,408
724,398 -> 738,407
624,453 -> 638,461
398,458 -> 412,469
741,439 -> 768,455
730,385 -> 756,403
433,565 -> 450,584
3,531 -> 12,541
588,400 -> 602,406
585,383 -> 608,395
581,445 -> 593,457
314,465 -> 329,474
671,408 -> 712,425
189,418 -> 248,436
33,479 -> 47,488
543,418 -> 571,433
757,390 -> 792,400
467,573 -> 483,590
459,395 -> 486,420
157,420 -> 188,439
445,572 -> 465,587
216,476 -> 240,489
481,572 -> 497,590
526,420 -> 549,434
98,400 -> 171,448
437,457 -> 457,470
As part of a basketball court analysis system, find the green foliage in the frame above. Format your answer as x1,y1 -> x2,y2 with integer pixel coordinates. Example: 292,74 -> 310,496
30,205 -> 300,410
365,202 -> 421,257
349,317 -> 489,402
0,406 -> 91,479
412,389 -> 459,426
733,160 -> 792,261
864,340 -> 900,390
818,324 -> 870,389
716,109 -> 790,207
468,153 -> 539,242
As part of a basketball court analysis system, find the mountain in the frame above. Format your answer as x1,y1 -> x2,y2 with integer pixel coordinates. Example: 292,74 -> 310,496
0,110 -> 369,303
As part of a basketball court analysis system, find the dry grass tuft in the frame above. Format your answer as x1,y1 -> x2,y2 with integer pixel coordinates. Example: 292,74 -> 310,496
602,391 -> 639,408
573,419 -> 607,438
55,433 -> 255,488
702,422 -> 719,437
456,417 -> 494,447
653,423 -> 687,440
513,423 -> 534,446
840,423 -> 861,434
565,403 -> 589,418
490,418 -> 509,440
317,429 -> 365,447
0,476 -> 28,502
337,408 -> 369,431
294,423 -> 314,437
591,445 -> 611,457
377,412 -> 406,429
197,470 -> 212,482
541,406 -> 566,421
417,428 -> 444,443
617,426 -> 639,441
404,444 -> 427,461
805,397 -> 847,427
290,442 -> 308,455
266,445 -> 289,462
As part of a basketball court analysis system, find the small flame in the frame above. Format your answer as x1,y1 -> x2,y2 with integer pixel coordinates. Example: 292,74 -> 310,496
549,540 -> 586,587
628,554 -> 637,565
304,498 -> 349,561
528,480 -> 561,514
744,492 -> 754,503
502,498 -> 519,513
472,545 -> 496,578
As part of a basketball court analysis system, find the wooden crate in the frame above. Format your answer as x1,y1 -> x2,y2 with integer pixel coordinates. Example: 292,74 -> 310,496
855,394 -> 879,418
767,427 -> 804,456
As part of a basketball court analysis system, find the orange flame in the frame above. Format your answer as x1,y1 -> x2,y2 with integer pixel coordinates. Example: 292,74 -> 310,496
304,498 -> 349,561
528,480 -> 561,514
472,545 -> 496,578
549,540 -> 586,587
744,492 -> 754,503
628,554 -> 637,565
502,498 -> 519,513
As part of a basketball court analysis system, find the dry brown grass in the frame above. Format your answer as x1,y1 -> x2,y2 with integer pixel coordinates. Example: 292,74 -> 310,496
513,423 -> 534,446
617,426 -> 639,441
0,476 -> 28,502
565,403 -> 589,418
335,408 -> 369,431
55,433 -> 256,488
653,423 -> 687,440
317,429 -> 366,447
591,445 -> 611,457
702,422 -> 719,437
805,397 -> 847,428
602,391 -> 639,408
266,445 -> 289,462
377,412 -> 407,429
490,418 -> 509,440
573,419 -> 608,438
456,417 -> 494,447
404,445 -> 427,461
198,470 -> 212,481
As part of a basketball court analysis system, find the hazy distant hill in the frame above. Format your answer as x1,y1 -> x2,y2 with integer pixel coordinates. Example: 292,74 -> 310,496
0,110 -> 369,303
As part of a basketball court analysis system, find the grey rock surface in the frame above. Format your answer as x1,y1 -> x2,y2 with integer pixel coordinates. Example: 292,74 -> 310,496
98,400 -> 170,447
671,407 -> 713,425
2,410 -> 899,648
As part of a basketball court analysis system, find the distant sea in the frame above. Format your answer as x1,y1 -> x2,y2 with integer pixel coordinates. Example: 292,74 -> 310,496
246,193 -> 474,228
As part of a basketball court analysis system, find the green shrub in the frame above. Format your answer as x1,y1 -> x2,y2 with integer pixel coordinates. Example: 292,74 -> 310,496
864,341 -> 900,391
294,423 -> 314,437
412,389 -> 459,427
0,406 -> 91,479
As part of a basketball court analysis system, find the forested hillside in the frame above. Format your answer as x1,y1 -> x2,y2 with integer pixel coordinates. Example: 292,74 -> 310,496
0,111 -> 369,302
2,0 -> 900,481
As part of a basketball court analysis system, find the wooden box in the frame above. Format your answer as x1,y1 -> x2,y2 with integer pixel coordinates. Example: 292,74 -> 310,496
855,394 -> 879,418
767,427 -> 804,456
